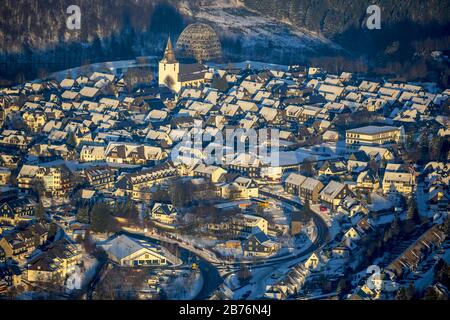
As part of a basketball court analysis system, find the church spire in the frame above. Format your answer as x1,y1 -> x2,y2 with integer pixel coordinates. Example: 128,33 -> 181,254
162,37 -> 177,64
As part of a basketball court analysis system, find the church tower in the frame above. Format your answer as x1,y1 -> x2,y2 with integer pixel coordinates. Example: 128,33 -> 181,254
159,37 -> 181,92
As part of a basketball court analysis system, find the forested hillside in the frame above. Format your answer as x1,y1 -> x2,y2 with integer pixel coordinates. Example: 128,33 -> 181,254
0,0 -> 449,83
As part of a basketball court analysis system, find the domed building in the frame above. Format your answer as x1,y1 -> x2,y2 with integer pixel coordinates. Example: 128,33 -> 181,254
176,23 -> 222,63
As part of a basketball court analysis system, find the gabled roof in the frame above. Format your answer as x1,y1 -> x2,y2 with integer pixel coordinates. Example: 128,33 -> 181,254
285,173 -> 307,187
320,181 -> 346,199
349,151 -> 370,162
103,235 -> 166,262
152,203 -> 177,216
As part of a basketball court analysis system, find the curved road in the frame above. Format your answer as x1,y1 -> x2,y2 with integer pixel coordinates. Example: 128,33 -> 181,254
103,191 -> 330,300
194,190 -> 330,299
115,230 -> 223,300
214,190 -> 329,270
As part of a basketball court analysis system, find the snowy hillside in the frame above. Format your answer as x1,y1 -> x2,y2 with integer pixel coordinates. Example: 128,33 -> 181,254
177,0 -> 343,62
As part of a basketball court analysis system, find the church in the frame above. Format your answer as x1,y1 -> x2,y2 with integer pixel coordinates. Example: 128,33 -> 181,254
158,37 -> 208,93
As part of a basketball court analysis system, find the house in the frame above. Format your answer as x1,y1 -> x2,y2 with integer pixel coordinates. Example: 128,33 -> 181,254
320,181 -> 352,209
0,265 -> 22,292
115,162 -> 179,201
331,245 -> 351,259
265,264 -> 309,299
102,235 -> 169,267
304,252 -> 323,271
342,227 -> 361,248
299,177 -> 324,204
61,90 -> 80,101
83,166 -> 115,190
299,106 -> 321,123
259,107 -> 282,124
221,177 -> 259,200
387,225 -> 446,278
0,154 -> 21,169
151,203 -> 178,225
0,130 -> 32,150
347,151 -> 370,173
284,173 -> 307,195
382,171 -> 415,195
318,160 -> 347,177
231,214 -> 269,236
358,146 -> 394,161
285,105 -> 303,121
0,223 -> 48,262
26,239 -> 82,284
242,231 -> 279,257
22,111 -> 46,133
291,212 -> 312,236
227,154 -> 263,178
0,168 -> 11,186
322,130 -> 339,142
0,197 -> 36,225
193,164 -> 226,183
79,87 -> 100,99
80,146 -> 106,163
18,164 -> 72,197
105,143 -> 167,165
427,186 -> 449,215
316,83 -> 345,102
356,170 -> 379,192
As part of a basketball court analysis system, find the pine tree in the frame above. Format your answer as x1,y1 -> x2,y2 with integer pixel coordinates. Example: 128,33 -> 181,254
67,131 -> 77,150
48,223 -> 58,240
418,131 -> 429,163
35,201 -> 46,221
90,203 -> 117,233
429,136 -> 443,161
337,278 -> 348,296
76,207 -> 90,224
407,197 -> 421,225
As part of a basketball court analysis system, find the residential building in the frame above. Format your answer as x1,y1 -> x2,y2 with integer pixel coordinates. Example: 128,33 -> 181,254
0,197 -> 36,225
382,171 -> 415,195
230,214 -> 269,237
346,126 -> 403,150
26,239 -> 82,284
320,181 -> 352,209
299,177 -> 324,204
80,146 -> 106,163
284,173 -> 307,195
0,223 -> 48,262
193,164 -> 226,183
22,111 -> 46,133
151,203 -> 178,225
105,143 -> 167,165
115,162 -> 179,200
356,170 -> 379,192
221,177 -> 259,200
243,232 -> 279,257
83,167 -> 115,190
18,164 -> 72,197
0,168 -> 11,186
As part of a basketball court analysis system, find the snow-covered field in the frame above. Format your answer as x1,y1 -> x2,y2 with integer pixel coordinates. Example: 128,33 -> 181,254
162,270 -> 203,300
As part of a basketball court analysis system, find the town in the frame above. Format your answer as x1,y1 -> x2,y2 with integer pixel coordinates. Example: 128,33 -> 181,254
0,23 -> 449,301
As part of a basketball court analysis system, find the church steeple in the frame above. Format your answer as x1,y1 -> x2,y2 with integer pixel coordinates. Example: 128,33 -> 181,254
162,37 -> 177,64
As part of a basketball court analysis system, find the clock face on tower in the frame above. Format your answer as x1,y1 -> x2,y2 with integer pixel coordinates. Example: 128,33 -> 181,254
164,75 -> 175,89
